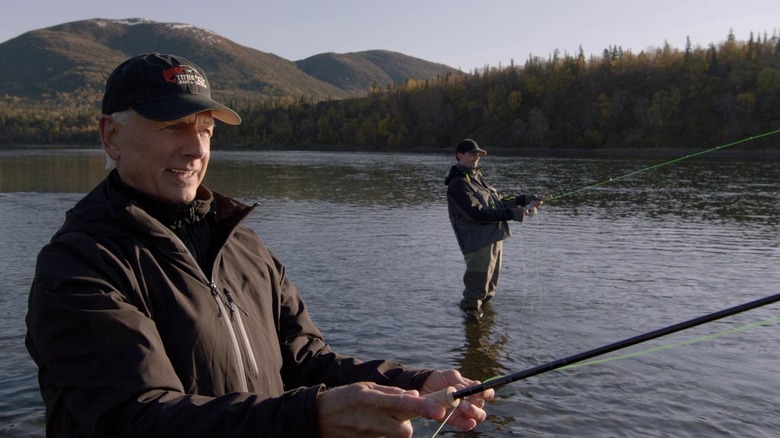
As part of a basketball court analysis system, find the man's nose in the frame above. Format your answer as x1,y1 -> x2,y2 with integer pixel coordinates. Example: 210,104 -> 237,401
181,130 -> 208,158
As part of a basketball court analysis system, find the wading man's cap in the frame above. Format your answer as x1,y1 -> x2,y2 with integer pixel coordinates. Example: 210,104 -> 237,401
101,52 -> 241,125
455,138 -> 487,156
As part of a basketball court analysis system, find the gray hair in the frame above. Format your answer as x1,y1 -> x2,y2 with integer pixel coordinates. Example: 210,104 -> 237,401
103,109 -> 136,170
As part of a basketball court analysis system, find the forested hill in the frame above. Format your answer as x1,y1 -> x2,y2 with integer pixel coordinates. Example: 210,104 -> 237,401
2,28 -> 780,152
227,33 -> 780,152
0,18 -> 459,146
0,18 -> 459,101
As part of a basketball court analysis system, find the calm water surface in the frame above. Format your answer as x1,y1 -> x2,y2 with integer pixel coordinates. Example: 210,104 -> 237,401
1,148 -> 778,437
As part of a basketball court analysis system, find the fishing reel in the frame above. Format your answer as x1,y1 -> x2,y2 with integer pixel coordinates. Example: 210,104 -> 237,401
504,193 -> 543,215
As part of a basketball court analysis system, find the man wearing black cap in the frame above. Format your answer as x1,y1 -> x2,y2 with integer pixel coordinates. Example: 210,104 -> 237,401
444,139 -> 541,321
26,53 -> 493,437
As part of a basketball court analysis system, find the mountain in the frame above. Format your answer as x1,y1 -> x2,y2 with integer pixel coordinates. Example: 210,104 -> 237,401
0,18 -> 462,102
296,50 -> 458,94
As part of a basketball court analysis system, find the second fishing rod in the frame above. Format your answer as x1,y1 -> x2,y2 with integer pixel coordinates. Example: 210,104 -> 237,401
422,291 -> 780,408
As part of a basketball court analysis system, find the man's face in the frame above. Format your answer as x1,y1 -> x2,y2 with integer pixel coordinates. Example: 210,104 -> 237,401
101,111 -> 214,203
457,151 -> 482,169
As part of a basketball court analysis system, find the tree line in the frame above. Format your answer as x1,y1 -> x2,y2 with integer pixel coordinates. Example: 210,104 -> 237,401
3,31 -> 780,152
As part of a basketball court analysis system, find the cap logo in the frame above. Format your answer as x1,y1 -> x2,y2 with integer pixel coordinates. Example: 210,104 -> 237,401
102,53 -> 240,124
162,65 -> 207,88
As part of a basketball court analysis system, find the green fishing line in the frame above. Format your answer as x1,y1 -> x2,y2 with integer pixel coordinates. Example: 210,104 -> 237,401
478,316 -> 779,383
545,128 -> 780,202
556,316 -> 779,370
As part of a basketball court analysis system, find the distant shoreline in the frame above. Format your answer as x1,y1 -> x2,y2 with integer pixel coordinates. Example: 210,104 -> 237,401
3,144 -> 780,160
220,144 -> 780,160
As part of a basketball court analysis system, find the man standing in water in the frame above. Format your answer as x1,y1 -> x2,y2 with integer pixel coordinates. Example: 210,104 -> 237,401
444,139 -> 541,321
25,53 -> 493,437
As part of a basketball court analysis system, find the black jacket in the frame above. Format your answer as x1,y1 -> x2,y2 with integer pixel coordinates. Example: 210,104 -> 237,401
445,164 -> 520,253
26,172 -> 431,437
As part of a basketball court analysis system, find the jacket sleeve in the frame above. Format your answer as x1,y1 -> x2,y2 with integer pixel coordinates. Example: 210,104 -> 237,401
26,233 -> 321,438
447,176 -> 515,223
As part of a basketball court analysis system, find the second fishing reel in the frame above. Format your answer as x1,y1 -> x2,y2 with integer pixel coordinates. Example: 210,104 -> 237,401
502,193 -> 544,215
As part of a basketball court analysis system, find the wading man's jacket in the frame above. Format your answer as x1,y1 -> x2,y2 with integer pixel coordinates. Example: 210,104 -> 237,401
444,164 -> 519,254
26,171 -> 430,437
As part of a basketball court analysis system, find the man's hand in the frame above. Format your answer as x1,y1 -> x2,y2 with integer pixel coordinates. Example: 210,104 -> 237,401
420,370 -> 494,432
316,382 -> 447,438
522,193 -> 544,209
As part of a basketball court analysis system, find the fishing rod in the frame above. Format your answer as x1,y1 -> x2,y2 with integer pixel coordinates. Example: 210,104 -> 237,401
543,128 -> 780,203
427,292 -> 779,406
454,292 -> 779,399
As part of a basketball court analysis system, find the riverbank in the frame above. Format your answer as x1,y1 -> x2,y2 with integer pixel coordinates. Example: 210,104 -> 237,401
220,143 -> 780,161
4,143 -> 780,160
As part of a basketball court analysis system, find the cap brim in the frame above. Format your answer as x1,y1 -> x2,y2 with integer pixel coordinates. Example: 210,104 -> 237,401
476,149 -> 487,156
132,94 -> 241,125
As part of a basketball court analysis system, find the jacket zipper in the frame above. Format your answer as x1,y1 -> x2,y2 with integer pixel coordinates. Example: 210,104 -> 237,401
209,281 -> 253,392
168,202 -> 261,392
225,290 -> 260,379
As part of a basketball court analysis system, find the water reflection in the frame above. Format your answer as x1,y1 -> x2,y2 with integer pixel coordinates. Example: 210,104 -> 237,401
206,151 -> 446,206
3,149 -> 778,231
2,149 -> 779,437
455,305 -> 506,383
0,149 -> 106,193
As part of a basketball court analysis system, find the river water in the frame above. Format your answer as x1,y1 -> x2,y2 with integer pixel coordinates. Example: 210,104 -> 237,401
1,148 -> 778,437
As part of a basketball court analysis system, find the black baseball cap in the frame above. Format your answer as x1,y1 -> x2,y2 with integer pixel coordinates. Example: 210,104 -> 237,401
455,138 -> 487,156
101,53 -> 241,125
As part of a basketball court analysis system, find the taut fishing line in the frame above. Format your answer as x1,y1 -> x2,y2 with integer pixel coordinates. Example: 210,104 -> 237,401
556,315 -> 779,372
511,129 -> 780,319
544,128 -> 780,203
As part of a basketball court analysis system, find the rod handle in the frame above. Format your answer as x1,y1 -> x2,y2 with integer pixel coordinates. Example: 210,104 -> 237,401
394,386 -> 460,421
424,386 -> 460,408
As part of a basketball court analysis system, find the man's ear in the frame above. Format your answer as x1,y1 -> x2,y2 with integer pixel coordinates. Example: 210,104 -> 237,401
99,115 -> 121,160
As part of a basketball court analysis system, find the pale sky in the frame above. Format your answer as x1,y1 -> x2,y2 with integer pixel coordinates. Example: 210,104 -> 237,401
2,0 -> 779,71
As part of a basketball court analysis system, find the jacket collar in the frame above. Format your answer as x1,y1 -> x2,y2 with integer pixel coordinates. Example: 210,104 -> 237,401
108,171 -> 213,229
62,171 -> 255,239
